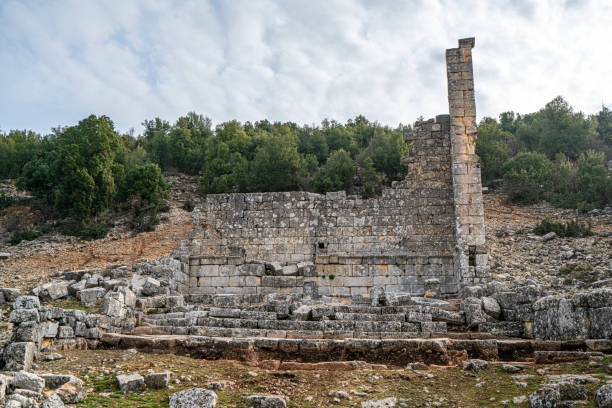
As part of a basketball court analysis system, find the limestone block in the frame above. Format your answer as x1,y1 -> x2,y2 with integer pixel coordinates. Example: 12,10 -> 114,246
78,287 -> 107,308
117,373 -> 145,394
2,342 -> 36,371
13,295 -> 40,310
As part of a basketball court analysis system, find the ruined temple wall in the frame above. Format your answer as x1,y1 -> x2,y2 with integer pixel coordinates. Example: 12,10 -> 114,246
188,115 -> 462,296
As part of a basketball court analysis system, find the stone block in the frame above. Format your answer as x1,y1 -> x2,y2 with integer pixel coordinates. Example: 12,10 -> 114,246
144,372 -> 170,389
11,371 -> 45,393
13,295 -> 40,310
2,342 -> 36,371
78,287 -> 107,308
117,373 -> 145,394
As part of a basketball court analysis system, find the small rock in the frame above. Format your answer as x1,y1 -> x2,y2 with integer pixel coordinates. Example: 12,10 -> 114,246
43,353 -> 64,361
502,364 -> 522,373
329,390 -> 350,400
462,359 -> 489,371
542,232 -> 557,242
513,396 -> 527,404
246,395 -> 287,408
205,381 -> 233,391
170,388 -> 217,408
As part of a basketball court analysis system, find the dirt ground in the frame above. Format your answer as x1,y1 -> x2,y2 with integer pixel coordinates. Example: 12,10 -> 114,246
38,348 -> 611,407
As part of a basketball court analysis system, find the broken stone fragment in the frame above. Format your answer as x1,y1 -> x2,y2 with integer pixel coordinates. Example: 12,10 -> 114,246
41,374 -> 87,403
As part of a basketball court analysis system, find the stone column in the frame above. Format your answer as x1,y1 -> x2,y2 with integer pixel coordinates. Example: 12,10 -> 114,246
446,37 -> 489,288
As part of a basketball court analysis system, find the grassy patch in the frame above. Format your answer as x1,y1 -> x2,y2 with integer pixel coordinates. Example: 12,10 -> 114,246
47,298 -> 97,314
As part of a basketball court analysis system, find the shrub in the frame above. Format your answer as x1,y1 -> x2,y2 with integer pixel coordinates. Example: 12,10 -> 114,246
533,217 -> 593,238
9,229 -> 42,245
0,191 -> 13,210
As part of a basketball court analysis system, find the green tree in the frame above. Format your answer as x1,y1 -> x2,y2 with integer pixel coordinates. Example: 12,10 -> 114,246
312,149 -> 355,193
576,150 -> 611,208
476,119 -> 513,185
502,152 -> 552,204
516,97 -> 593,159
250,126 -> 306,191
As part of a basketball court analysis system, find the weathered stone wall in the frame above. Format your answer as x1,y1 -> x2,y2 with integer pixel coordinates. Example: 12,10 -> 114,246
187,38 -> 488,297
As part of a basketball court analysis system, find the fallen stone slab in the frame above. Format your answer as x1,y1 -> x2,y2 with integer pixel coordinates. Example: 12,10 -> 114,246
169,388 -> 217,408
117,373 -> 145,394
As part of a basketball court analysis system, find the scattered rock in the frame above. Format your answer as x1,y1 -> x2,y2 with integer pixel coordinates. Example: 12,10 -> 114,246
542,232 -> 557,242
169,388 -> 217,408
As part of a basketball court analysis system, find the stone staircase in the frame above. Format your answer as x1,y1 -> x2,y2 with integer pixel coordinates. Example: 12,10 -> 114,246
138,294 -> 462,340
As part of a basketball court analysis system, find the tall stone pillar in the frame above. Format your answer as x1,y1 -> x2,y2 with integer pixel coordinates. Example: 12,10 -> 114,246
446,37 -> 489,288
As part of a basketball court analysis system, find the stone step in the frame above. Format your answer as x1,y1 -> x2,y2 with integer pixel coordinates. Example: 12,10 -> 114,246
141,318 -> 446,335
143,325 -> 445,340
334,312 -> 406,322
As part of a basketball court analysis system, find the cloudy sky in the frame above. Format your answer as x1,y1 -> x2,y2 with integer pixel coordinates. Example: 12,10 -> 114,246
1,0 -> 611,135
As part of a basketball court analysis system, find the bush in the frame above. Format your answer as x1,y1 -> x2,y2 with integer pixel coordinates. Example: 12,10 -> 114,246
533,218 -> 593,238
0,191 -> 13,210
502,152 -> 552,204
9,229 -> 42,245
182,199 -> 195,212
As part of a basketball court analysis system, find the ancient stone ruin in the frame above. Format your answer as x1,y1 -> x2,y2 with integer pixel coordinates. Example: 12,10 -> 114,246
1,40 -> 610,402
185,37 -> 488,299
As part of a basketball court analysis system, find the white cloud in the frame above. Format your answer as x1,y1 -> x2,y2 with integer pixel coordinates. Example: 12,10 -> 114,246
0,0 -> 611,134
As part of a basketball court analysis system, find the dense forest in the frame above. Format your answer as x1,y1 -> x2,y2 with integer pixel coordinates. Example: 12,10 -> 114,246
1,96 -> 611,240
